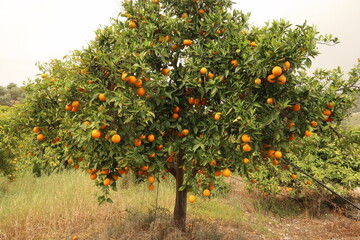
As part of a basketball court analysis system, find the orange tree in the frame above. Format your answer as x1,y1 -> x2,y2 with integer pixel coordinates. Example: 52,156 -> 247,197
23,0 -> 359,229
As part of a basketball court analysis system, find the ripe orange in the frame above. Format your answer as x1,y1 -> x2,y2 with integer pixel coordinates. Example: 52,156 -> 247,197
200,67 -> 207,75
72,236 -> 79,240
156,145 -> 163,151
284,61 -> 291,70
127,76 -> 137,85
304,130 -> 312,137
173,106 -> 180,113
129,21 -> 137,28
277,75 -> 286,84
148,184 -> 155,190
188,97 -> 195,105
172,113 -> 179,119
103,178 -> 111,186
161,68 -> 170,75
272,66 -> 282,76
171,44 -> 178,51
148,176 -> 155,183
208,73 -> 214,79
137,87 -> 146,96
288,122 -> 295,129
203,189 -> 211,197
91,130 -> 101,139
198,9 -> 205,14
134,79 -> 143,88
250,41 -> 257,47
243,158 -> 250,164
98,94 -> 106,102
267,150 -> 276,158
100,124 -> 107,129
273,159 -> 279,165
250,179 -> 257,183
267,74 -> 276,83
310,121 -> 318,127
41,74 -> 47,78
37,134 -> 45,141
322,109 -> 332,116
326,102 -> 334,108
183,39 -> 192,46
147,134 -> 155,142
274,151 -> 282,159
254,78 -> 261,85
290,174 -> 297,180
241,134 -> 251,143
213,112 -> 221,120
242,144 -> 251,152
72,101 -> 80,107
292,104 -> 301,111
188,195 -> 196,203
111,134 -> 121,143
90,173 -> 97,180
222,168 -> 231,177
65,104 -> 73,111
33,127 -> 41,133
289,133 -> 295,141
306,180 -> 312,185
230,59 -> 238,67
134,138 -> 142,146
266,98 -> 274,104
181,129 -> 189,136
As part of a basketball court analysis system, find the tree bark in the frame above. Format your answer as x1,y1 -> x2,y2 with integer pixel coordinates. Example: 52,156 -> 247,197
173,153 -> 187,231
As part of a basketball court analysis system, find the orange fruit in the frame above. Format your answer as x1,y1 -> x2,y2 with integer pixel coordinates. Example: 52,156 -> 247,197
148,184 -> 155,190
292,104 -> 300,111
188,97 -> 195,105
213,112 -> 221,120
266,98 -> 274,104
230,59 -> 238,67
134,79 -> 143,88
129,21 -> 137,28
310,121 -> 318,128
171,44 -> 178,51
72,101 -> 80,107
242,144 -> 251,152
274,151 -> 282,159
306,180 -> 312,185
289,133 -> 295,141
100,124 -> 107,129
322,109 -> 331,116
284,61 -> 291,70
172,113 -> 179,119
98,94 -> 106,102
250,41 -> 257,47
277,75 -> 286,84
291,174 -> 297,180
304,130 -> 312,137
267,74 -> 276,83
33,127 -> 41,133
134,138 -> 142,146
203,189 -> 211,197
65,104 -> 73,111
103,178 -> 111,186
111,134 -> 121,143
250,179 -> 257,183
181,129 -> 190,136
241,134 -> 251,143
72,236 -> 79,240
188,195 -> 196,203
41,74 -> 47,78
198,9 -> 205,14
84,121 -> 91,126
215,170 -> 221,176
127,76 -> 137,85
326,102 -> 334,109
137,87 -> 146,96
288,122 -> 295,129
273,159 -> 279,165
208,73 -> 214,79
161,68 -> 170,75
267,150 -> 276,158
183,39 -> 192,46
200,67 -> 207,75
254,78 -> 261,85
91,130 -> 101,139
156,145 -> 163,151
243,158 -> 250,164
37,134 -> 45,141
147,134 -> 155,142
90,173 -> 97,180
148,176 -> 155,183
222,168 -> 231,177
272,66 -> 282,76
173,106 -> 180,113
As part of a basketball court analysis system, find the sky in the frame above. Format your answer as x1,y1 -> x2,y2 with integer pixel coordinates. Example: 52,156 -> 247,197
0,0 -> 359,87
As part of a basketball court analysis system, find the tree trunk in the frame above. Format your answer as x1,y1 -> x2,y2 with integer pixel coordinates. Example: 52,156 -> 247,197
173,153 -> 187,231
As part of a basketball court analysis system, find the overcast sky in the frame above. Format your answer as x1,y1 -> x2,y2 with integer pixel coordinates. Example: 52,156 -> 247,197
0,0 -> 359,87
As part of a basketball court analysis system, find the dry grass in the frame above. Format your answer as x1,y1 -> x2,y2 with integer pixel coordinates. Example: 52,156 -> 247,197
0,172 -> 250,240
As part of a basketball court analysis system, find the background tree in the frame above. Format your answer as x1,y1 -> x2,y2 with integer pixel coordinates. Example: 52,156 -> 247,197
0,83 -> 25,106
22,0 -> 359,230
